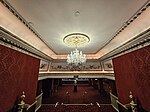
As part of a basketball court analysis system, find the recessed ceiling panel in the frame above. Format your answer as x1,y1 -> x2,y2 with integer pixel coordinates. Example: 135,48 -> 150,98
6,0 -> 148,54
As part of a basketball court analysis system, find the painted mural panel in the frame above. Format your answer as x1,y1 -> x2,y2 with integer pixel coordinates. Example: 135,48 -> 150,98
39,60 -> 49,71
50,60 -> 102,71
103,59 -> 114,71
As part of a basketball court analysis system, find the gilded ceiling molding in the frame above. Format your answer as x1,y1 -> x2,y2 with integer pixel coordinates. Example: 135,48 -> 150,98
63,33 -> 90,47
0,26 -> 52,61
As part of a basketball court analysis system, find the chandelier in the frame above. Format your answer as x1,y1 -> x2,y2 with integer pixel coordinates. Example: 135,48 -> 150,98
67,48 -> 86,66
63,33 -> 90,66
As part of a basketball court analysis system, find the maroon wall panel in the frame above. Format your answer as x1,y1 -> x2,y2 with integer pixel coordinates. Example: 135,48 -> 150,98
0,45 -> 40,111
113,45 -> 150,111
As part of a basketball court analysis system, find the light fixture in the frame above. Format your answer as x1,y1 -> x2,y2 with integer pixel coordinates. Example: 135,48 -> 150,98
67,48 -> 86,66
63,33 -> 90,66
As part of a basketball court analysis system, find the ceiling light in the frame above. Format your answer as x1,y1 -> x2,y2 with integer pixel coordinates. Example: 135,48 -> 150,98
63,33 -> 90,66
67,48 -> 86,66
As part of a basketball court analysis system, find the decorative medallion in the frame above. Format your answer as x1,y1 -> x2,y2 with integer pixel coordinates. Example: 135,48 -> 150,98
63,33 -> 90,47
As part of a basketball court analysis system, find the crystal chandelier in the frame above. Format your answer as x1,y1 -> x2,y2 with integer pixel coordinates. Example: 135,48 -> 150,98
63,33 -> 90,66
67,48 -> 86,66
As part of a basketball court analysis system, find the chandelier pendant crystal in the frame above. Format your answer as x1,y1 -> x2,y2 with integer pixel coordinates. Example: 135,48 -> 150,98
63,33 -> 90,66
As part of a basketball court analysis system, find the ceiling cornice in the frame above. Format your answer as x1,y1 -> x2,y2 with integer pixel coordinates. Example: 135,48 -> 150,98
95,1 -> 150,54
99,28 -> 150,60
0,26 -> 52,60
96,6 -> 150,59
0,2 -> 56,59
1,0 -> 57,54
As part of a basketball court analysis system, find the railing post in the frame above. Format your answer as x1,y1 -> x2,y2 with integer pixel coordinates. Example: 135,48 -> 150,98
18,91 -> 29,112
129,91 -> 137,112
18,91 -> 26,112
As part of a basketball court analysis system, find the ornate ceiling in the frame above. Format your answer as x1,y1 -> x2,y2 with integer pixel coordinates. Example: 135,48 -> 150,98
0,0 -> 149,60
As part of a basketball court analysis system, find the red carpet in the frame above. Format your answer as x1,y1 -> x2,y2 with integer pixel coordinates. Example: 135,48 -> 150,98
38,104 -> 116,112
42,85 -> 110,104
38,85 -> 116,112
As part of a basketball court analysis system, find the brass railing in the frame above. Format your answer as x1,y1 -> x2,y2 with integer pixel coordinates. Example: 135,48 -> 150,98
17,91 -> 43,112
35,92 -> 43,112
110,92 -> 119,111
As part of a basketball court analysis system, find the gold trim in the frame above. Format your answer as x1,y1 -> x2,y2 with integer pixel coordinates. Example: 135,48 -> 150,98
35,92 -> 43,100
110,92 -> 118,100
116,100 -> 128,109
63,33 -> 90,47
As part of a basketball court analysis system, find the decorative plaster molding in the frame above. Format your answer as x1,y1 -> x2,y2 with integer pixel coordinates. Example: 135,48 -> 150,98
39,70 -> 114,74
1,0 -> 149,60
102,59 -> 114,71
79,75 -> 115,80
0,26 -> 52,61
100,28 -> 150,60
97,1 -> 150,53
39,60 -> 50,72
0,0 -> 53,54
50,60 -> 102,71
38,73 -> 115,80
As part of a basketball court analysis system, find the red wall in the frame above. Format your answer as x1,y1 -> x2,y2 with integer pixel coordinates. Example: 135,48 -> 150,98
113,45 -> 150,111
0,45 -> 40,111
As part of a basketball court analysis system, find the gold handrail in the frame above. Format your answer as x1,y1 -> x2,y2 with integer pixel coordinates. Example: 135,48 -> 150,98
110,92 -> 118,100
35,92 -> 43,100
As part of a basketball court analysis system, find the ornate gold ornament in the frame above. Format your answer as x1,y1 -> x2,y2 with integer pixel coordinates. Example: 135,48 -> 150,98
63,33 -> 90,47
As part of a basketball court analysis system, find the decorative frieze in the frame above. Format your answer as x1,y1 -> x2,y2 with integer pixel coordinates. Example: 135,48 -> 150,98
50,60 -> 102,71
